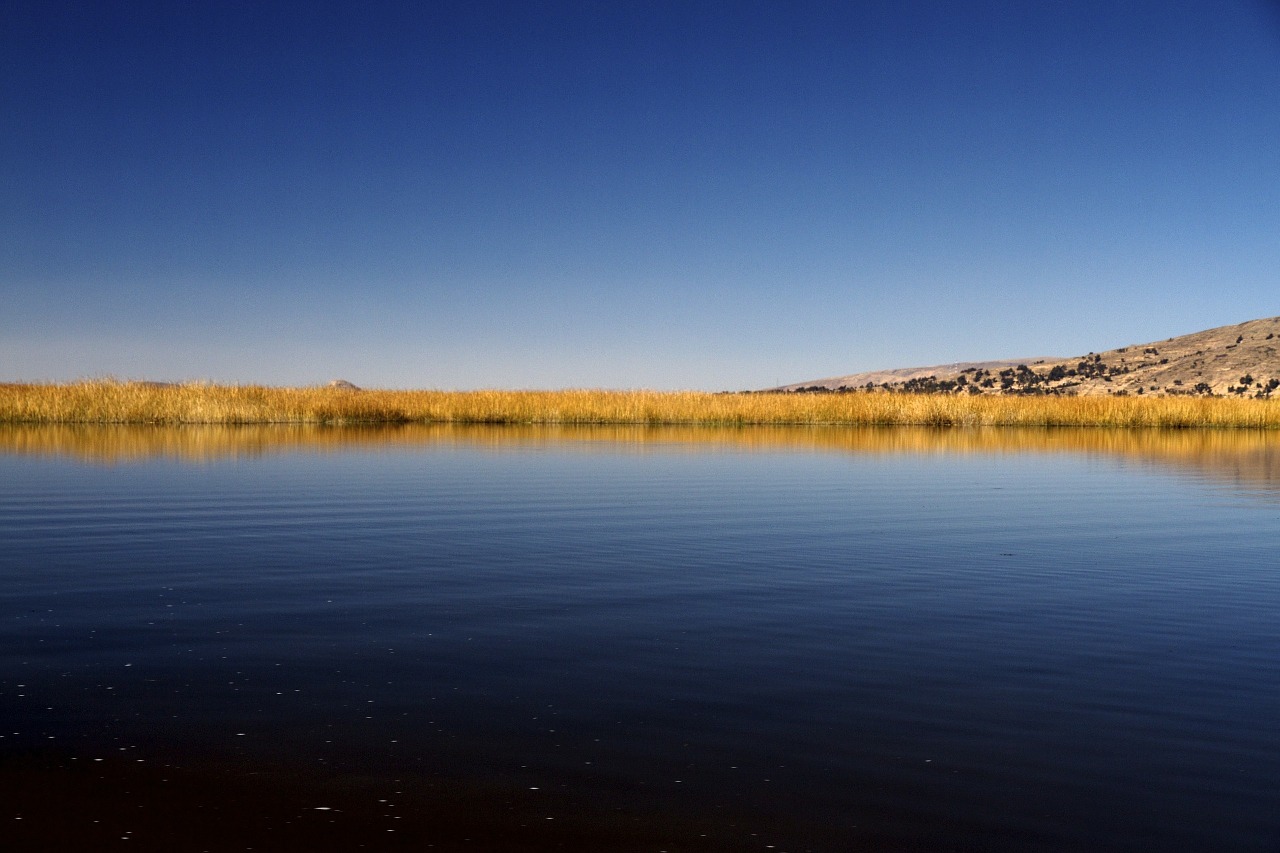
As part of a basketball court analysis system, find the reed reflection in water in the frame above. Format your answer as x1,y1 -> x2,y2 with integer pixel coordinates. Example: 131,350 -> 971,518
5,421 -> 1280,496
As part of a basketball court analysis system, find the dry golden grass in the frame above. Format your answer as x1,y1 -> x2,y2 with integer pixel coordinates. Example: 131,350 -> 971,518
3,380 -> 1280,429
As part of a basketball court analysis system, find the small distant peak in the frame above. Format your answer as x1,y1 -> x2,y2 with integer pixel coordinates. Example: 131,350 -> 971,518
327,379 -> 361,391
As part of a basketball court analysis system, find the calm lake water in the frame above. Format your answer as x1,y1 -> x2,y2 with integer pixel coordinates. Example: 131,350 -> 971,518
2,424 -> 1280,851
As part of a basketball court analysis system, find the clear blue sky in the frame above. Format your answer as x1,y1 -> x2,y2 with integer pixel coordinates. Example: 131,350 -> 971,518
4,1 -> 1278,389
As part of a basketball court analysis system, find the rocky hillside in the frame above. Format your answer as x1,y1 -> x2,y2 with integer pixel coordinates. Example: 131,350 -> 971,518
779,316 -> 1280,398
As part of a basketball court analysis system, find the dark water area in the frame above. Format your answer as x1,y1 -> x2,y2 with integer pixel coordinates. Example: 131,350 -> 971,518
2,425 -> 1280,851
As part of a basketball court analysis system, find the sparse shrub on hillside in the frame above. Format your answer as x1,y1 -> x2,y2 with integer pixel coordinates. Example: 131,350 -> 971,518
1076,358 -> 1110,379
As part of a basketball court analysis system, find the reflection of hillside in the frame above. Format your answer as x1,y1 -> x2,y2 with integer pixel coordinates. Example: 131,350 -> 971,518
4,423 -> 1280,493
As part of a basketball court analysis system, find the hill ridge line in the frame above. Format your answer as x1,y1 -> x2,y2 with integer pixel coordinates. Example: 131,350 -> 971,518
773,315 -> 1280,397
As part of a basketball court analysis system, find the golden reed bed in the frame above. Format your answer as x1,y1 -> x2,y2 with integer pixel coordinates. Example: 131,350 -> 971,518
2,380 -> 1279,429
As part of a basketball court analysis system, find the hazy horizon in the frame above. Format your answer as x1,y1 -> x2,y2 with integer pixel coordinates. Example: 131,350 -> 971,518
5,1 -> 1279,390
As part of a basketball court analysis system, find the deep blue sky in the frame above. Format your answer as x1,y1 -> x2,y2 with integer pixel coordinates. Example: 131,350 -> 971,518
4,1 -> 1279,389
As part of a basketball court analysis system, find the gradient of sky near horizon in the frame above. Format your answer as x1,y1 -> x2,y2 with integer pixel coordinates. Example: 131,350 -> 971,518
4,1 -> 1279,389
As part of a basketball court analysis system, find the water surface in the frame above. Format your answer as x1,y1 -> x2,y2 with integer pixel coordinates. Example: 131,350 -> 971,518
2,425 -> 1279,851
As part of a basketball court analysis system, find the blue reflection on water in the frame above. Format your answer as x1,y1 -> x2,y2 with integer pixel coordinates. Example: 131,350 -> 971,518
2,435 -> 1280,850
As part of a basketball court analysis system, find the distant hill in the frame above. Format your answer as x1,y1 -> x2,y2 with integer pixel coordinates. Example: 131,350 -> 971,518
774,316 -> 1280,398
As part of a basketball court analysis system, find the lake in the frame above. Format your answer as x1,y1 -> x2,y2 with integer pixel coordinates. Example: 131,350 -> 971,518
2,424 -> 1279,851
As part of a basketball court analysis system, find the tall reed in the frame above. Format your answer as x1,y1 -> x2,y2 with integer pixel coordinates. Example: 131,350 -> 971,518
2,381 -> 1279,429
